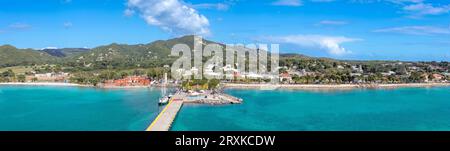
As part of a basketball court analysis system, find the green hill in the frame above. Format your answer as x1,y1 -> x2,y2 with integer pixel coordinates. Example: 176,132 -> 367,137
40,48 -> 90,58
0,35 -> 317,69
0,45 -> 57,67
65,35 -> 221,69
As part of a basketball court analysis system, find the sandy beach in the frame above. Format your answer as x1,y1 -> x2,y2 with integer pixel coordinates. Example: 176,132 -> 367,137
100,85 -> 151,89
2,82 -> 449,90
0,82 -> 83,87
223,83 -> 450,90
0,82 -> 157,89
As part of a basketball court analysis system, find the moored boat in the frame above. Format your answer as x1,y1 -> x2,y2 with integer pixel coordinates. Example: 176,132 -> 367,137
158,96 -> 169,105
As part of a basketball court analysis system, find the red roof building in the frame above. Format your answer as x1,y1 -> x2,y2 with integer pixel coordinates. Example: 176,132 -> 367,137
104,76 -> 151,87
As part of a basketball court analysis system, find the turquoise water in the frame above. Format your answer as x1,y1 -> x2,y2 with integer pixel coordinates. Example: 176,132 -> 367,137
0,86 -> 164,131
172,87 -> 450,131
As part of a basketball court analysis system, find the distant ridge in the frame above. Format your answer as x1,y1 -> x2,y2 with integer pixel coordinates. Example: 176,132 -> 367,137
0,35 -> 437,68
40,48 -> 90,57
0,35 -> 193,67
0,45 -> 56,67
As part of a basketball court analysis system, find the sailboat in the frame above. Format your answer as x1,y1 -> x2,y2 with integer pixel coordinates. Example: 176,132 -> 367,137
158,76 -> 170,105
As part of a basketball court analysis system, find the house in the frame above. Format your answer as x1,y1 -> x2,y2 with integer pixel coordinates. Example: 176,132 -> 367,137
33,72 -> 69,82
279,73 -> 292,83
350,73 -> 362,76
351,65 -> 364,73
381,71 -> 396,76
246,72 -> 263,79
296,69 -> 315,77
431,74 -> 444,82
352,77 -> 364,84
104,76 -> 151,87
35,73 -> 53,78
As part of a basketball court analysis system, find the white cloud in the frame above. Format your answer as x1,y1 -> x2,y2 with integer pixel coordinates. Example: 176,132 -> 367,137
123,9 -> 135,17
267,35 -> 361,55
317,20 -> 348,26
9,23 -> 31,30
42,47 -> 59,50
126,0 -> 210,36
311,0 -> 336,2
374,26 -> 450,35
351,0 -> 423,4
272,0 -> 303,6
356,0 -> 450,17
387,0 -> 423,4
403,3 -> 450,17
192,3 -> 230,11
271,0 -> 336,7
63,22 -> 73,29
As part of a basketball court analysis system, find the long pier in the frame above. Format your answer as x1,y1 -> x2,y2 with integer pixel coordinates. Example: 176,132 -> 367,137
146,94 -> 184,131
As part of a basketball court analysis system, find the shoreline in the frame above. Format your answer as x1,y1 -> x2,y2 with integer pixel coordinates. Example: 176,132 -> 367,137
223,83 -> 450,90
0,82 -> 84,87
0,82 -> 176,89
100,85 -> 151,89
2,82 -> 450,90
0,82 -> 161,89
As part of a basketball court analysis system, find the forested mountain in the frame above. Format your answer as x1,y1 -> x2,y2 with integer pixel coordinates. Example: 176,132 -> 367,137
0,35 -> 212,69
64,35 -> 212,69
40,48 -> 90,57
0,45 -> 57,67
1,35 -> 445,71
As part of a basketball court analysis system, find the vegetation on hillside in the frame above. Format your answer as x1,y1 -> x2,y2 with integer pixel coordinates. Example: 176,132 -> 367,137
0,45 -> 57,67
0,35 -> 449,85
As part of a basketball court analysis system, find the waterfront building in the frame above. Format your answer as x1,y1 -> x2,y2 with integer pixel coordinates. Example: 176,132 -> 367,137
104,76 -> 151,87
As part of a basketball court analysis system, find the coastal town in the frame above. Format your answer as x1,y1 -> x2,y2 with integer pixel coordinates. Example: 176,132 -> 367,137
1,60 -> 448,87
0,60 -> 450,88
1,35 -> 449,89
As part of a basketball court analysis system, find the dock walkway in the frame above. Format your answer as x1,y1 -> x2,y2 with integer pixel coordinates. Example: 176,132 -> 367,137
146,94 -> 184,131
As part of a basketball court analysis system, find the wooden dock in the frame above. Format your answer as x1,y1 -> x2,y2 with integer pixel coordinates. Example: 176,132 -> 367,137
146,95 -> 184,131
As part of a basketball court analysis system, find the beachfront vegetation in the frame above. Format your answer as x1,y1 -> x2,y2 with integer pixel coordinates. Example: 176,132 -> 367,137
0,36 -> 449,85
181,79 -> 220,90
0,69 -> 15,82
277,54 -> 449,84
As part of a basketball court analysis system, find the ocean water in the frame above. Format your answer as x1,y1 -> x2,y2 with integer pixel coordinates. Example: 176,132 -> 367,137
0,86 -> 165,131
172,87 -> 450,131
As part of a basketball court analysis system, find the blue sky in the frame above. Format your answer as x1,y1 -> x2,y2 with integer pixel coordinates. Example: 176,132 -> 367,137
0,0 -> 449,61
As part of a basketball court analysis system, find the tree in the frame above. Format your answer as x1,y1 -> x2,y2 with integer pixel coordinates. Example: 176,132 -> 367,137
89,78 -> 99,86
54,65 -> 62,72
120,71 -> 129,78
1,69 -> 15,78
98,70 -> 117,81
17,75 -> 26,83
133,69 -> 144,76
208,79 -> 220,90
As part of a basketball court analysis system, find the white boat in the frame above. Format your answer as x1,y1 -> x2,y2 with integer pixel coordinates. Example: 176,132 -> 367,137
158,84 -> 170,105
158,96 -> 169,105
